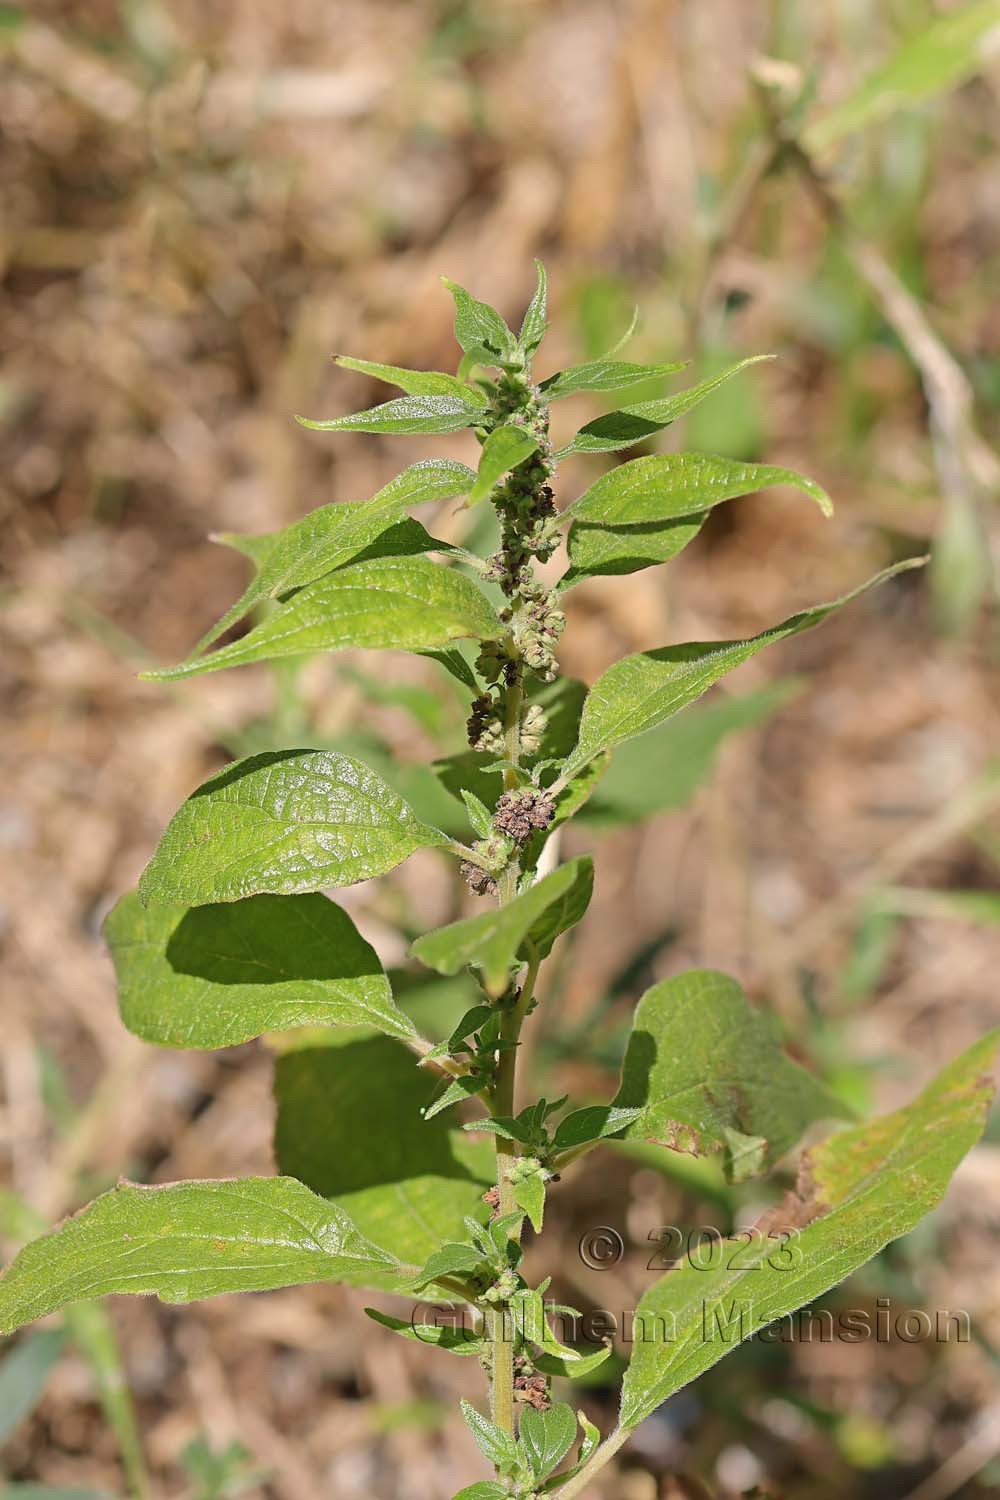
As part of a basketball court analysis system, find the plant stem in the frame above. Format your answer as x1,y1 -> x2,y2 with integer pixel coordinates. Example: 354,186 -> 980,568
486,951 -> 541,1438
502,667 -> 523,792
555,1427 -> 630,1499
488,891 -> 522,1436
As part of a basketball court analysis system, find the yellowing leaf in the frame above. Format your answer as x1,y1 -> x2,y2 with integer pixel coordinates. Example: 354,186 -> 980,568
619,1030 -> 998,1427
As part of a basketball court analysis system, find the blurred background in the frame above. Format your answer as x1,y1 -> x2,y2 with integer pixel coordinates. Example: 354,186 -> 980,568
2,1 -> 1000,1497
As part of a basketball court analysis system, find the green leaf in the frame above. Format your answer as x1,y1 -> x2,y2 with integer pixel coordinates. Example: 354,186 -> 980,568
560,559 -> 925,779
510,1287 -> 579,1361
512,1174 -> 546,1234
603,306 -> 639,358
451,1487 -> 509,1500
561,515 -> 705,586
193,460 -> 476,654
274,1038 -> 493,1286
460,1398 -> 522,1473
613,970 -> 849,1173
619,1029 -> 999,1428
564,452 -> 832,526
297,392 -> 484,436
411,858 -> 593,995
144,555 -> 498,681
443,1005 -> 495,1054
522,858 -> 594,961
443,278 -> 518,362
533,1347 -> 612,1381
519,260 -> 548,359
460,789 -> 493,839
521,1402 -> 577,1479
335,354 -> 487,403
0,1178 -> 398,1335
423,1073 -> 488,1121
541,358 -> 686,401
138,748 -> 448,906
469,425 -> 540,504
408,1243 -> 485,1291
579,680 -> 801,825
105,889 -> 417,1049
577,1410 -> 600,1463
556,356 -> 774,457
364,1307 -> 484,1355
0,1328 -> 66,1443
552,1106 -> 642,1151
805,0 -> 1000,153
423,646 -> 480,692
541,1410 -> 601,1490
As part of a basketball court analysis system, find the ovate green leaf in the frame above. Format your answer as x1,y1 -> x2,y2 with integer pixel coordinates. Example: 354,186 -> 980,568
541,358 -> 686,401
145,555 -> 498,681
335,355 -> 486,402
274,1038 -> 493,1287
469,424 -> 540,504
194,459 -> 476,654
619,1030 -> 999,1427
521,857 -> 595,960
0,1178 -> 398,1335
407,1243 -> 486,1291
297,393 -> 484,435
443,278 -> 518,362
805,0 -> 1000,153
520,1401 -> 577,1479
512,1174 -> 545,1234
560,560 -> 924,779
552,1105 -> 642,1151
460,1399 -> 521,1473
613,970 -> 849,1172
105,889 -> 416,1048
556,356 -> 773,457
565,452 -> 831,526
411,858 -> 593,995
364,1307 -> 484,1355
138,749 -> 448,906
562,515 -> 706,586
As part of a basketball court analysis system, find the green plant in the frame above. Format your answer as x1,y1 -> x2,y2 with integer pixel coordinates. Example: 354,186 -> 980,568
1,267 -> 995,1499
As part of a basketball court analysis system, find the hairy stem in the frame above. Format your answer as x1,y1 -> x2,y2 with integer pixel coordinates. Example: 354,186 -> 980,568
486,950 -> 542,1436
502,667 -> 523,791
556,1427 -> 630,1499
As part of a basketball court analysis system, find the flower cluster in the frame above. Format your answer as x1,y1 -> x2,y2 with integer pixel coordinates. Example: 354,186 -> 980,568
466,693 -> 506,755
509,584 -> 565,683
513,1352 -> 550,1412
493,788 -> 555,844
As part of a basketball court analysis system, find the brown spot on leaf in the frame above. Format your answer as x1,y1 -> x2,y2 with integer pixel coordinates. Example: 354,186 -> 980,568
652,1120 -> 702,1156
755,1153 -> 828,1236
